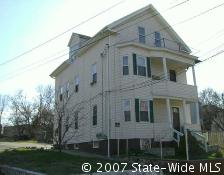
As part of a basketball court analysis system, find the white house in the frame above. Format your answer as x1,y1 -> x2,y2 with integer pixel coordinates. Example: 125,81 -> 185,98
50,4 -> 201,155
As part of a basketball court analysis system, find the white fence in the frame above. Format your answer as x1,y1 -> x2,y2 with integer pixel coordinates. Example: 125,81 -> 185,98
203,132 -> 224,148
0,165 -> 46,175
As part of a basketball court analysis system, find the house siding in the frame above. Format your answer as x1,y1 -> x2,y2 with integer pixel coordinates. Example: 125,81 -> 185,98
52,5 -> 201,153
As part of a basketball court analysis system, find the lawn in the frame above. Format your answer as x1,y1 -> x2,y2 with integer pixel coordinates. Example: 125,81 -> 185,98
0,148 -> 116,175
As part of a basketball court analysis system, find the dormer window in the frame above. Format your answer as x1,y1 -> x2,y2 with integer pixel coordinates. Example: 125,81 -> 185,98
138,27 -> 145,44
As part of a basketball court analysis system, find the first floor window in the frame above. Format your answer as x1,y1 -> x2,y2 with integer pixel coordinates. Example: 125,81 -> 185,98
122,56 -> 129,75
140,100 -> 149,121
66,82 -> 70,98
123,99 -> 131,121
74,112 -> 78,129
93,105 -> 97,125
75,76 -> 79,92
137,56 -> 146,76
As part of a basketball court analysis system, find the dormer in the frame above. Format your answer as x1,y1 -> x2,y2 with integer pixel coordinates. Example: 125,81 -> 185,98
68,33 -> 91,61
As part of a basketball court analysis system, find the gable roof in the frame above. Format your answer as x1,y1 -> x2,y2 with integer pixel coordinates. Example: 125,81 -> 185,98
106,4 -> 191,52
67,33 -> 91,47
50,4 -> 193,78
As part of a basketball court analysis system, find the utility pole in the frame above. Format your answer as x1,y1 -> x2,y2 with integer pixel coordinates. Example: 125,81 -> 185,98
107,35 -> 111,158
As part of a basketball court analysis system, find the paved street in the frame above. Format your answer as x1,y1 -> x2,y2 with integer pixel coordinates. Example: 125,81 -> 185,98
0,141 -> 52,152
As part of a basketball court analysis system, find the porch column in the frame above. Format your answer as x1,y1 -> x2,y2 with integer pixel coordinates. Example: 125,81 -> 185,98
192,65 -> 197,86
163,57 -> 168,80
195,102 -> 200,125
166,98 -> 172,128
182,100 -> 187,124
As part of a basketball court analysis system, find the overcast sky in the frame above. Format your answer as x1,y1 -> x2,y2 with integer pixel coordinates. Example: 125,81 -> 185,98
1,0 -> 224,123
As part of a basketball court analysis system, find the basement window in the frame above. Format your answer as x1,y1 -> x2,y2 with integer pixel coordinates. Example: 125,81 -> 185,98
93,141 -> 99,148
74,143 -> 79,150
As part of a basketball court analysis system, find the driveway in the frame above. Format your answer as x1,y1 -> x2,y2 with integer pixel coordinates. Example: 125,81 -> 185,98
0,141 -> 52,152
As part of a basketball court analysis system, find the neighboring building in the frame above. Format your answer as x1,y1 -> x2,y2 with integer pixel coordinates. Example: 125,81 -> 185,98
50,5 -> 201,155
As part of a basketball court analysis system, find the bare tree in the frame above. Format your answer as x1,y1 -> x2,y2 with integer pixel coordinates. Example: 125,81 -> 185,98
200,88 -> 224,131
9,91 -> 35,138
33,85 -> 55,142
0,95 -> 8,135
54,87 -> 87,152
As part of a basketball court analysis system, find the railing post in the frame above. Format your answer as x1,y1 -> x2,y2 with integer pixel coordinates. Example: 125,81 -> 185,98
163,38 -> 165,48
184,127 -> 189,160
205,139 -> 208,153
160,139 -> 163,160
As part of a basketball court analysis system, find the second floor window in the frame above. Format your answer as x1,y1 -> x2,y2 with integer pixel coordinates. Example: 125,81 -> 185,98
93,105 -> 97,125
59,87 -> 63,101
138,27 -> 145,44
170,70 -> 177,82
123,56 -> 129,75
75,76 -> 79,92
91,63 -> 97,85
123,99 -> 131,121
137,56 -> 146,76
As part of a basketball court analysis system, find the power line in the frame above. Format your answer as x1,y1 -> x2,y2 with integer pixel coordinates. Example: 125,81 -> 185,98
0,0 -> 190,69
1,1 -> 223,82
0,0 -> 126,67
0,1 -> 190,82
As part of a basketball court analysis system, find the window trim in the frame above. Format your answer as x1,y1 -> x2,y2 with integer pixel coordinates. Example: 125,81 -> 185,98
122,99 -> 131,122
122,55 -> 129,75
138,26 -> 146,44
136,55 -> 147,77
139,99 -> 150,122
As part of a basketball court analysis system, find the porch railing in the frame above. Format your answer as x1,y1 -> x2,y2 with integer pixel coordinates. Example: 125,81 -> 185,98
188,129 -> 208,152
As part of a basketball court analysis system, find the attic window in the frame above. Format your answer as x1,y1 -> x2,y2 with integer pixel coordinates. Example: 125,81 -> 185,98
138,27 -> 145,44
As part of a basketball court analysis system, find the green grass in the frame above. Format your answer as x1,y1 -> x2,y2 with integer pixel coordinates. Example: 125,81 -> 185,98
0,148 -> 116,175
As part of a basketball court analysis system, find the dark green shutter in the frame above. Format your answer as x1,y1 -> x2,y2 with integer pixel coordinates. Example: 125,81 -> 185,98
133,53 -> 137,75
149,100 -> 154,123
135,99 -> 139,122
147,57 -> 151,77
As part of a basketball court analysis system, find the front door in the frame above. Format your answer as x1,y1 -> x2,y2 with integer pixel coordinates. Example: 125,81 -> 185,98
172,107 -> 180,131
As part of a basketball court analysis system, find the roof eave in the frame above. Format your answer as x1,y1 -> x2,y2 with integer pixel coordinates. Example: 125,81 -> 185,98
50,60 -> 69,78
